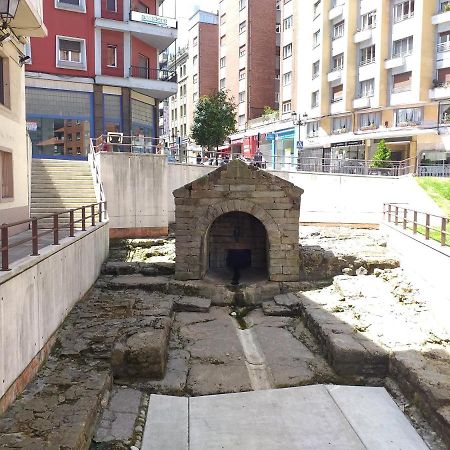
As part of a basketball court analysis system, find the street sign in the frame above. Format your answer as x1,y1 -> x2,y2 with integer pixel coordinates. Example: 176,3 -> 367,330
297,140 -> 303,149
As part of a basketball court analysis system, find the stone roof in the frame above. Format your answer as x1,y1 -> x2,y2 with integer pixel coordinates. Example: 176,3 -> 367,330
173,159 -> 304,199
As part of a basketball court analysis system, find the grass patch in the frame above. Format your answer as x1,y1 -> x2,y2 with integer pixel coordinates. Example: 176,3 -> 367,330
413,178 -> 450,245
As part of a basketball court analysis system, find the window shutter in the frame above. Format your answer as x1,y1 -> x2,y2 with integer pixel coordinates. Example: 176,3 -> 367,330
392,71 -> 411,89
59,39 -> 81,52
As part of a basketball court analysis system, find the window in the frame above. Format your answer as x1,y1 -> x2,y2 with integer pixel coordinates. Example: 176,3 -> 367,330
360,10 -> 376,30
307,121 -> 319,137
220,78 -> 226,89
0,151 -> 13,200
106,45 -> 117,67
358,112 -> 380,129
76,131 -> 81,140
437,31 -> 450,53
193,74 -> 198,84
360,45 -> 375,65
283,71 -> 292,86
220,35 -> 225,47
392,36 -> 413,57
57,37 -> 86,69
276,24 -> 281,33
55,0 -> 86,12
0,57 -> 5,106
441,1 -> 450,12
313,30 -> 320,48
359,78 -> 374,97
313,1 -> 321,18
311,90 -> 319,108
133,2 -> 149,13
331,84 -> 343,102
393,0 -> 414,22
239,0 -> 246,10
283,43 -> 292,59
239,21 -> 246,34
193,36 -> 198,46
395,107 -> 422,126
312,60 -> 320,79
332,53 -> 344,71
193,92 -> 199,102
239,69 -> 245,80
392,71 -> 412,92
239,91 -> 245,103
220,13 -> 226,25
238,114 -> 246,126
333,21 -> 344,40
284,15 -> 293,30
239,45 -> 246,57
220,56 -> 226,68
282,101 -> 292,113
332,115 -> 351,133
106,0 -> 117,12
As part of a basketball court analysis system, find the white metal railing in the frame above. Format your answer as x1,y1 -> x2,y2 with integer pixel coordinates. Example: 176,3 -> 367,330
437,41 -> 450,53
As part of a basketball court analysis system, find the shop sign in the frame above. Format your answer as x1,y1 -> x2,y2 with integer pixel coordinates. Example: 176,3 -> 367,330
266,133 -> 275,141
331,140 -> 363,147
130,11 -> 177,28
26,121 -> 38,131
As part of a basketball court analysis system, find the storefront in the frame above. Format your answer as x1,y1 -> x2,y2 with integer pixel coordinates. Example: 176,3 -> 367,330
272,128 -> 295,171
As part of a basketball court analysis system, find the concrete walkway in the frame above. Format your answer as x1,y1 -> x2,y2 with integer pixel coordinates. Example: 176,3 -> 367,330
142,385 -> 428,450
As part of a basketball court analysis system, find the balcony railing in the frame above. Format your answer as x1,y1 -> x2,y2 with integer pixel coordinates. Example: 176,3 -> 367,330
359,58 -> 375,66
330,97 -> 343,103
130,66 -> 176,81
437,41 -> 450,52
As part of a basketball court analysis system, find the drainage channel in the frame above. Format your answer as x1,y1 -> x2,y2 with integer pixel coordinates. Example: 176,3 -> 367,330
229,286 -> 273,391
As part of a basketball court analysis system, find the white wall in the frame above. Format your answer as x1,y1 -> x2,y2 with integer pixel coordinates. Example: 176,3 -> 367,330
0,223 -> 109,401
100,153 -> 169,229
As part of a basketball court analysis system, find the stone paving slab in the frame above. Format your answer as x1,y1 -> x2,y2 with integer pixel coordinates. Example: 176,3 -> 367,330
142,385 -> 427,450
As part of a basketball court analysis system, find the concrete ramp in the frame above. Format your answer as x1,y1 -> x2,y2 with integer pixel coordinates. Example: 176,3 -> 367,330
142,385 -> 428,450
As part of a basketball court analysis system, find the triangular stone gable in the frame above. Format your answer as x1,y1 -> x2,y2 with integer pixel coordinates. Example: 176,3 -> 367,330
173,159 -> 303,199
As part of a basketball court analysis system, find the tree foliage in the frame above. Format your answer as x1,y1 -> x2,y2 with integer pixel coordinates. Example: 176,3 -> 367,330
191,90 -> 237,151
372,139 -> 392,168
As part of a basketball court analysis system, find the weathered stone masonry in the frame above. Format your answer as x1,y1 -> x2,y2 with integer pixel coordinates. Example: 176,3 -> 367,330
173,160 -> 303,282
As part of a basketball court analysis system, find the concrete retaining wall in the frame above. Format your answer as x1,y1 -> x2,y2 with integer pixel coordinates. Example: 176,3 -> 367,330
99,156 -> 443,229
100,153 -> 169,237
0,222 -> 109,410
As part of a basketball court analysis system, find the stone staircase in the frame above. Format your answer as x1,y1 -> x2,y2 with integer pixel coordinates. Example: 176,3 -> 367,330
31,158 -> 98,229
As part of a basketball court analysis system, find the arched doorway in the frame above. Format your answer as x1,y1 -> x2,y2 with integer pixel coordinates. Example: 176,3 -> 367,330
206,211 -> 268,283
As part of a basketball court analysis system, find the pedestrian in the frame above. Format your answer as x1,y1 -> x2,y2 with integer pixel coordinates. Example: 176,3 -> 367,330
253,149 -> 263,168
196,152 -> 202,164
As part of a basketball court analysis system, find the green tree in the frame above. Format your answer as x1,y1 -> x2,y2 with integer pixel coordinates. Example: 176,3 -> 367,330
372,139 -> 392,168
191,90 -> 237,160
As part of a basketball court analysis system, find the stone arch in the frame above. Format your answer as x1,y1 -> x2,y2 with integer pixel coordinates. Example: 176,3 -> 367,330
196,199 -> 282,279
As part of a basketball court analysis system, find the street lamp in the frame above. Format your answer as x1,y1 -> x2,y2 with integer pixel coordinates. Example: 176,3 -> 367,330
0,0 -> 20,29
292,111 -> 308,170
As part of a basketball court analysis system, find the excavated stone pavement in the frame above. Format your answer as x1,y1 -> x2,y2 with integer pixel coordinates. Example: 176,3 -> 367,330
0,229 -> 448,449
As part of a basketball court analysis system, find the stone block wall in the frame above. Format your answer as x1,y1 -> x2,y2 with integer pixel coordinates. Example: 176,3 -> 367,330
173,160 -> 303,282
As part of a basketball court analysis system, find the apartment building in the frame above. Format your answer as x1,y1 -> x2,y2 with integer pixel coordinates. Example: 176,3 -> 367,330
160,10 -> 219,157
25,0 -> 177,158
0,0 -> 47,227
219,0 -> 279,132
280,0 -> 450,171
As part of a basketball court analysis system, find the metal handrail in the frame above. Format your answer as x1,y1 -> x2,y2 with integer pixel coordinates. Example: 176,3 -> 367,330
1,201 -> 107,271
129,66 -> 176,81
383,203 -> 449,247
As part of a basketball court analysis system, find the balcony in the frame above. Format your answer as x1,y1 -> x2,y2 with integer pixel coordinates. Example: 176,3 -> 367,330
432,8 -> 450,25
429,82 -> 450,100
95,11 -> 177,50
329,5 -> 344,21
10,0 -> 47,37
437,41 -> 450,53
327,70 -> 342,82
330,98 -> 344,114
95,67 -> 177,100
353,96 -> 372,109
353,28 -> 373,44
384,56 -> 406,69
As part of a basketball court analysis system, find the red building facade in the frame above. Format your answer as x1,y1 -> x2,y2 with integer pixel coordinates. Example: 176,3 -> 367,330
26,0 -> 177,158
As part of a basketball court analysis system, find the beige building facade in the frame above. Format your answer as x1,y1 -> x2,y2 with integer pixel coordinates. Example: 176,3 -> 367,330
278,0 -> 450,173
0,0 -> 47,227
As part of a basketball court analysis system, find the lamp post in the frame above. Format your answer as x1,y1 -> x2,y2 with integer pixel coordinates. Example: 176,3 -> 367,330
291,111 -> 308,170
0,0 -> 20,29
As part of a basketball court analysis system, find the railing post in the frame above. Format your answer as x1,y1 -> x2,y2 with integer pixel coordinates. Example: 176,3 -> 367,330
413,211 -> 417,234
104,201 -> 108,220
91,204 -> 95,227
425,214 -> 430,240
81,206 -> 86,231
441,217 -> 447,246
99,202 -> 103,223
69,210 -> 75,237
394,206 -> 399,226
53,214 -> 59,245
387,204 -> 392,222
31,218 -> 39,256
402,208 -> 407,229
1,224 -> 9,271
